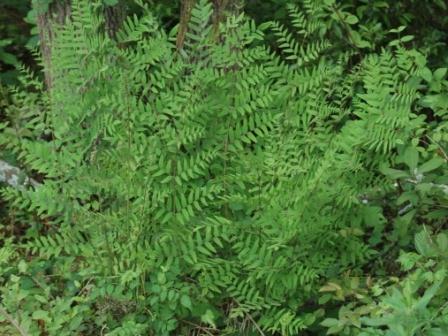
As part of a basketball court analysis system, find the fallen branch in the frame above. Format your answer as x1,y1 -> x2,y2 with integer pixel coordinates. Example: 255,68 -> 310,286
0,159 -> 39,190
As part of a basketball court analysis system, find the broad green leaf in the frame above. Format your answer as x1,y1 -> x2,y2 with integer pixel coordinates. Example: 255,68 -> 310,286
434,68 -> 447,81
427,329 -> 447,336
327,324 -> 345,335
415,279 -> 443,310
32,310 -> 49,321
201,309 -> 216,328
379,165 -> 409,179
400,35 -> 414,42
103,0 -> 119,5
157,272 -> 166,285
436,233 -> 448,251
420,67 -> 433,82
350,30 -> 371,48
421,94 -> 448,109
382,288 -> 407,311
345,14 -> 359,25
320,318 -> 339,327
415,230 -> 436,257
418,157 -> 445,173
398,252 -> 421,271
18,260 -> 28,273
402,146 -> 419,170
180,295 -> 192,310
389,26 -> 406,33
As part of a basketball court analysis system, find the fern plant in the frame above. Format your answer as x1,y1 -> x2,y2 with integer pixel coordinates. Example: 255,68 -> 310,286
0,0 -> 446,335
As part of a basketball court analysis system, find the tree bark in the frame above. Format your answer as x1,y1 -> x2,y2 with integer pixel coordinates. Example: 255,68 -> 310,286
104,3 -> 127,39
211,0 -> 243,39
36,0 -> 71,89
176,0 -> 243,50
176,0 -> 197,50
36,0 -> 126,89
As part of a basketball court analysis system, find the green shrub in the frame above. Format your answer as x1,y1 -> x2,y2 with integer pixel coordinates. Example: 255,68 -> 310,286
0,0 -> 446,335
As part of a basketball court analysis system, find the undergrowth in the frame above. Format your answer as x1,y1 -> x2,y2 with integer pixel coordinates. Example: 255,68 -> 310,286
0,0 -> 447,335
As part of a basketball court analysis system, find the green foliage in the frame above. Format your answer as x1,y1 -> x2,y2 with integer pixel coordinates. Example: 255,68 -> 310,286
0,0 -> 447,335
320,230 -> 448,335
0,1 -> 34,85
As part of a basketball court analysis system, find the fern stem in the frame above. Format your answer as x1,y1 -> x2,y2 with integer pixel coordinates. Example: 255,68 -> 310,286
331,4 -> 359,51
246,313 -> 266,336
0,306 -> 30,336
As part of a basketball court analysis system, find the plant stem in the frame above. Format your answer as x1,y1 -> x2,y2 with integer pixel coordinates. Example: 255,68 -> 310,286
0,306 -> 30,336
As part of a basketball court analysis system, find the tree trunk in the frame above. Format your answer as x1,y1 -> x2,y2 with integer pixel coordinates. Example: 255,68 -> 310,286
176,0 -> 243,50
211,0 -> 243,39
36,1 -> 126,89
104,3 -> 127,39
36,0 -> 71,89
176,0 -> 197,50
